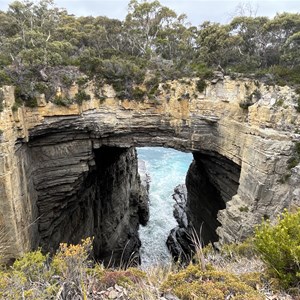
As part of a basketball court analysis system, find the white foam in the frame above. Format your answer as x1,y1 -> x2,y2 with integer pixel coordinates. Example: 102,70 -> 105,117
137,147 -> 192,267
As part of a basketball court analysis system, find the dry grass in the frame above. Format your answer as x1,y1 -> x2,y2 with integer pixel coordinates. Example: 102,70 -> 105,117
0,236 -> 298,300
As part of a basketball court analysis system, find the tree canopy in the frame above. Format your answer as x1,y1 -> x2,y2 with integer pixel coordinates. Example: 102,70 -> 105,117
0,0 -> 299,104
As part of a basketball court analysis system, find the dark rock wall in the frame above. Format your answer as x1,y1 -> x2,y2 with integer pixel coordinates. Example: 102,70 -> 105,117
93,146 -> 148,266
186,151 -> 241,245
28,134 -> 148,265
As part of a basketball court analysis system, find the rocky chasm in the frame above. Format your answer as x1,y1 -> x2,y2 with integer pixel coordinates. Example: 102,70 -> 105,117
0,76 -> 299,263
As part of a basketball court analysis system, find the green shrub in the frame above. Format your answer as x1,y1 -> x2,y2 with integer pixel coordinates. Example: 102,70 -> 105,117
0,70 -> 12,86
286,142 -> 300,170
0,91 -> 4,112
254,209 -> 300,287
252,89 -> 262,100
145,76 -> 160,99
24,97 -> 38,108
76,76 -> 89,87
162,265 -> 264,300
192,63 -> 213,79
62,74 -> 73,87
275,98 -> 284,107
14,86 -> 38,108
12,250 -> 48,282
221,238 -> 257,258
74,90 -> 91,105
296,96 -> 300,113
239,97 -> 252,109
53,95 -> 72,106
196,79 -> 207,93
132,87 -> 146,101
239,206 -> 249,213
269,66 -> 300,86
34,82 -> 48,94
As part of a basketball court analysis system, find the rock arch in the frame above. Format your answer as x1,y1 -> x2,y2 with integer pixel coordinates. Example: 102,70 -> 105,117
0,77 -> 298,262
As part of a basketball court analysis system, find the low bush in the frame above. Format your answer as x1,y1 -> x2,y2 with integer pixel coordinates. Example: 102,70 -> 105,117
196,79 -> 207,93
162,264 -> 264,300
254,209 -> 300,287
74,90 -> 91,105
296,96 -> 300,112
53,95 -> 72,106
14,86 -> 38,108
132,87 -> 146,101
0,91 -> 4,112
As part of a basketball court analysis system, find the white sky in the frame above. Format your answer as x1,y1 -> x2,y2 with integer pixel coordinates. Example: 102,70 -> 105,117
0,0 -> 298,25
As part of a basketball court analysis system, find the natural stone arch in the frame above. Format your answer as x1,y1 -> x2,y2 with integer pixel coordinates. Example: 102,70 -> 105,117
0,77 -> 299,262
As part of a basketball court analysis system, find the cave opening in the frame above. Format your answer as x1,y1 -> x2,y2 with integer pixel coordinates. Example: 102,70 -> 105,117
27,133 -> 241,267
137,147 -> 241,265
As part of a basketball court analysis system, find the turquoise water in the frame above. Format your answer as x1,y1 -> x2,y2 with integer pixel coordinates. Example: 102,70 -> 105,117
137,147 -> 193,267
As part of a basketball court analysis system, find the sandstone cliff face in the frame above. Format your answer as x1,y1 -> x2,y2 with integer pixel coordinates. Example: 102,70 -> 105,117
0,76 -> 299,261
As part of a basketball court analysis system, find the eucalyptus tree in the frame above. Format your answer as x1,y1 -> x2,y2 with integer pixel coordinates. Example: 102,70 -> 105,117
196,21 -> 239,70
230,16 -> 272,70
6,0 -> 66,66
264,13 -> 300,67
124,0 -> 178,57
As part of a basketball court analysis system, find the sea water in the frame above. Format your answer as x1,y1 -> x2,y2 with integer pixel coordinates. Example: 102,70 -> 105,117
137,147 -> 193,267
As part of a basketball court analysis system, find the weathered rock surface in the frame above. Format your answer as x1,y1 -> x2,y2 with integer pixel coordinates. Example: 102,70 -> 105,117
137,159 -> 150,226
0,77 -> 299,262
186,151 -> 241,245
32,140 -> 147,265
166,184 -> 193,263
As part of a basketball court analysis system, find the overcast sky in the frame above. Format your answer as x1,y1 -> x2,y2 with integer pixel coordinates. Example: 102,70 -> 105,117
0,0 -> 298,25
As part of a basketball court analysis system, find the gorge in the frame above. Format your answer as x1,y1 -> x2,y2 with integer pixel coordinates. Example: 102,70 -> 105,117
0,76 -> 299,264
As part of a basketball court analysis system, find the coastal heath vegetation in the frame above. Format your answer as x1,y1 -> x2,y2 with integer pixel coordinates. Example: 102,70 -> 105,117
0,0 -> 299,107
0,209 -> 299,299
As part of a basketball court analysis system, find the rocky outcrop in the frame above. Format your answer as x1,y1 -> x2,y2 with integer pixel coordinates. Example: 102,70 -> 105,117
186,151 -> 241,245
30,138 -> 148,265
137,160 -> 150,226
166,185 -> 193,263
0,77 -> 299,262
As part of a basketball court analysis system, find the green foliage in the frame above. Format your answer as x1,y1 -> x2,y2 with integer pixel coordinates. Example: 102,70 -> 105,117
220,238 -> 257,259
252,89 -> 262,100
145,76 -> 160,97
12,250 -> 48,282
275,98 -> 284,107
76,76 -> 89,87
0,70 -> 12,86
239,89 -> 262,109
162,264 -> 264,300
239,206 -> 249,213
192,63 -> 214,79
0,236 -> 297,299
74,90 -> 91,105
267,66 -> 300,86
14,86 -> 38,108
254,209 -> 300,287
0,0 -> 298,98
0,91 -> 4,112
286,142 -> 300,170
196,79 -> 207,93
53,95 -> 72,106
62,74 -> 73,87
239,98 -> 252,109
132,87 -> 146,101
296,96 -> 300,112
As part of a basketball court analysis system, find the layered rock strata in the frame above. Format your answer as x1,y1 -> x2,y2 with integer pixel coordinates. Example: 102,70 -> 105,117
166,184 -> 192,262
186,151 -> 241,245
30,139 -> 148,266
168,150 -> 240,261
0,76 -> 299,262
